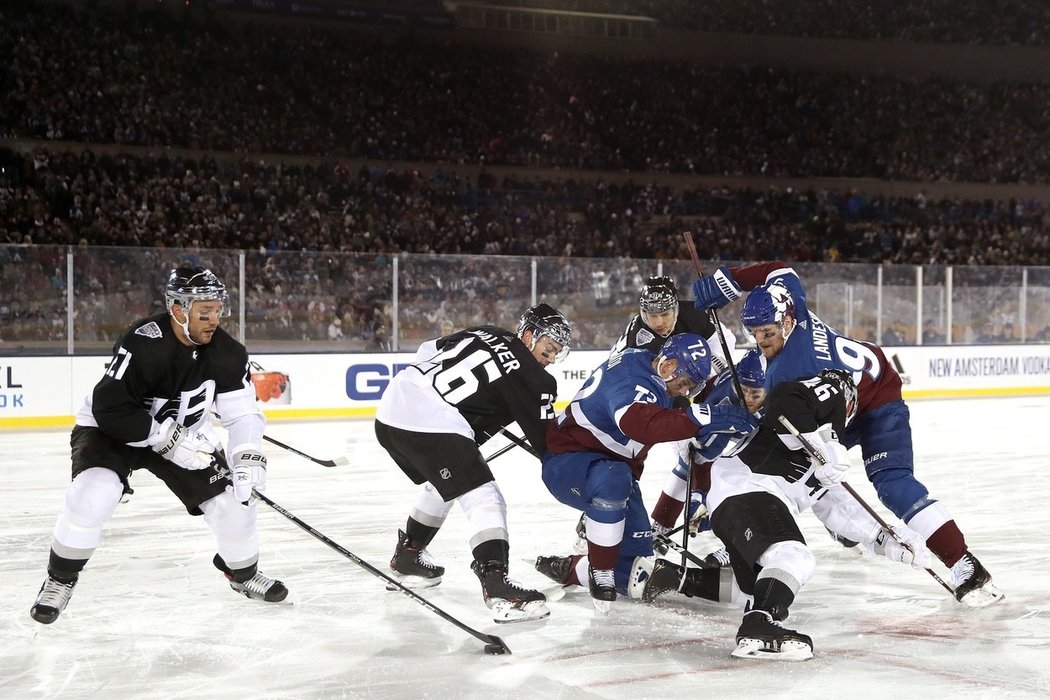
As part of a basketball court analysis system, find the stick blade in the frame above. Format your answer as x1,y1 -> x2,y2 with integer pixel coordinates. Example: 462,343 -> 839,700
483,635 -> 511,655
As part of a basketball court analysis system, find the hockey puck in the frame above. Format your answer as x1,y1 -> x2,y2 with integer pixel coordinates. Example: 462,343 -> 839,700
484,643 -> 508,655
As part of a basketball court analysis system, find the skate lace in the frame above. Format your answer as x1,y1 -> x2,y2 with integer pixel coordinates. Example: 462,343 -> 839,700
237,571 -> 278,597
951,554 -> 975,585
709,547 -> 731,567
417,548 -> 440,569
592,568 -> 616,588
36,579 -> 75,608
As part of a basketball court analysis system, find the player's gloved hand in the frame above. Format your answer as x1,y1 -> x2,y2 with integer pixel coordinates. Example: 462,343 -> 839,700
691,266 -> 743,310
871,526 -> 932,569
673,437 -> 701,470
688,404 -> 757,461
230,447 -> 267,504
809,437 -> 851,488
148,417 -> 215,470
687,492 -> 710,535
651,520 -> 672,555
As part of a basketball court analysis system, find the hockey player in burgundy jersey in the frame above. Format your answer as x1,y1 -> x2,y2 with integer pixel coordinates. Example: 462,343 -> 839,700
375,303 -> 571,623
535,333 -> 756,613
30,266 -> 286,625
692,261 -> 1003,607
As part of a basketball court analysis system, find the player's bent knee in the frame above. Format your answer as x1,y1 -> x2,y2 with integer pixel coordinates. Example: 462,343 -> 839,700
757,540 -> 815,588
64,467 -> 124,527
872,468 -> 929,519
589,461 -> 633,508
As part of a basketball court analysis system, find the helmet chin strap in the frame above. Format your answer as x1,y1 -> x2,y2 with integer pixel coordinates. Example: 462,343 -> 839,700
171,306 -> 204,346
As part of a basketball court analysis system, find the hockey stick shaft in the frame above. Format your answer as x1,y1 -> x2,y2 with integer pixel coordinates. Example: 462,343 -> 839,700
655,533 -> 711,569
682,232 -> 747,405
775,415 -> 955,594
262,434 -> 349,468
253,489 -> 511,654
499,429 -> 538,458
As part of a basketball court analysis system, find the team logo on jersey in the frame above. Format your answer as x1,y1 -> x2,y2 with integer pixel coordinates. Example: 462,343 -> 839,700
439,468 -> 451,480
135,322 -> 163,339
744,527 -> 753,541
636,328 -> 655,346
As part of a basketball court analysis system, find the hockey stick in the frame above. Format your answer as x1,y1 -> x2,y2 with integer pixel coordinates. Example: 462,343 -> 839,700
499,429 -> 538,458
253,489 -> 512,655
654,533 -> 714,570
262,434 -> 350,468
682,231 -> 746,404
775,415 -> 955,595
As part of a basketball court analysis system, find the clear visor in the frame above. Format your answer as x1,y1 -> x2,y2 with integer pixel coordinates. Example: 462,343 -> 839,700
535,334 -> 570,362
180,294 -> 231,319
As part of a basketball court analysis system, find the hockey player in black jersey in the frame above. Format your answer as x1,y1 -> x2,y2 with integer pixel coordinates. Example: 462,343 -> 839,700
611,275 -> 735,374
375,303 -> 572,623
30,266 -> 287,625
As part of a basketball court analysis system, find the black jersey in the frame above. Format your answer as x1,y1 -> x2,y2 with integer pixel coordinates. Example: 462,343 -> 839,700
375,325 -> 557,454
77,311 -> 256,445
611,302 -> 724,368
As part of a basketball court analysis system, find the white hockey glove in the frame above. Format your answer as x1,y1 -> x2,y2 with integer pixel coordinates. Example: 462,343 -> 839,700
148,417 -> 216,470
871,526 -> 932,569
803,427 -> 851,488
651,520 -> 672,555
230,447 -> 267,504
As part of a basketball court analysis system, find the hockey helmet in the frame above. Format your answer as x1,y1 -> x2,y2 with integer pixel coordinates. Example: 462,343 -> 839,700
740,279 -> 794,329
518,303 -> 573,361
639,275 -> 680,314
819,368 -> 859,426
165,266 -> 231,317
656,333 -> 712,389
735,348 -> 766,388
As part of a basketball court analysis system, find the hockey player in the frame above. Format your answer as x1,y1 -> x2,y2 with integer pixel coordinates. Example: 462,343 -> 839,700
691,261 -> 1003,607
375,303 -> 572,623
535,333 -> 756,613
30,266 -> 285,625
611,274 -> 736,375
644,370 -> 933,660
649,348 -> 767,563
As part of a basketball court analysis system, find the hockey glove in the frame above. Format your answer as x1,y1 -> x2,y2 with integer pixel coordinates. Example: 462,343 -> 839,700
870,526 -> 933,569
688,404 -> 757,461
230,447 -> 267,504
651,520 -> 672,555
687,491 -> 710,535
691,266 -> 743,311
149,417 -> 215,470
806,432 -> 851,488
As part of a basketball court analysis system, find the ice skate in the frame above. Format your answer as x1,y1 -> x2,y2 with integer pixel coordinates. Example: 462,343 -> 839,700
639,558 -> 685,602
389,529 -> 445,589
703,546 -> 733,568
535,554 -> 575,585
572,513 -> 588,554
732,609 -> 813,661
626,556 -> 655,600
950,552 -> 1004,607
472,560 -> 549,623
30,575 -> 77,625
215,554 -> 289,602
588,565 -> 616,614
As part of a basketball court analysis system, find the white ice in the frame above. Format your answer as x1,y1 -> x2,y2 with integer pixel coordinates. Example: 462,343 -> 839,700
1,397 -> 1048,699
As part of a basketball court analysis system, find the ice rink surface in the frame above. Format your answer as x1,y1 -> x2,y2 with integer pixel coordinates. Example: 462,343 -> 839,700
1,397 -> 1048,699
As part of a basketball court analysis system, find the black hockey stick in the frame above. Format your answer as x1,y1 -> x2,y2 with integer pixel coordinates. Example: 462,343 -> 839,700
682,231 -> 746,404
776,415 -> 955,595
654,533 -> 714,570
499,429 -> 538,458
484,441 -> 517,463
253,489 -> 511,655
262,434 -> 350,468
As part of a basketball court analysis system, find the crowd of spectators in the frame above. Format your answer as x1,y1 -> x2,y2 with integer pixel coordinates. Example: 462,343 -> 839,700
483,0 -> 1050,45
4,1 -> 1050,184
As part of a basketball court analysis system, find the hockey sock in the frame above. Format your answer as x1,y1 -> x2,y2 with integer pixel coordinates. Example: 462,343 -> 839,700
47,551 -> 84,584
404,518 -> 441,549
752,577 -> 796,621
924,520 -> 967,567
213,553 -> 258,583
472,539 -> 509,566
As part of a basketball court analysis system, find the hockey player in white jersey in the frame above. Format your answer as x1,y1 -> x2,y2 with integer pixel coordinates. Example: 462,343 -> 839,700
375,303 -> 571,623
536,333 -> 756,613
644,370 -> 932,660
30,266 -> 285,625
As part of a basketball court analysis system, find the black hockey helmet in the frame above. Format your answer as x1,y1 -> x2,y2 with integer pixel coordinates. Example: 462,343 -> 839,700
165,266 -> 230,317
639,275 -> 679,314
818,368 -> 859,426
518,302 -> 573,361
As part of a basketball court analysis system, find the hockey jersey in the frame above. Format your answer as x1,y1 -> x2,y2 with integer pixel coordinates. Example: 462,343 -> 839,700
77,311 -> 263,449
729,262 -> 902,417
546,348 -> 702,479
375,326 -> 557,454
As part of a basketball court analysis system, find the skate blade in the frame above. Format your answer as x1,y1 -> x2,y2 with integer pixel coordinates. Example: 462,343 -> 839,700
731,638 -> 813,661
542,584 -> 571,602
385,575 -> 442,591
592,598 -> 612,616
491,600 -> 550,624
957,582 -> 1005,608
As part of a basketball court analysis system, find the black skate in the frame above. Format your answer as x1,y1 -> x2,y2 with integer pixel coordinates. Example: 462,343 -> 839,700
825,525 -> 860,549
214,554 -> 289,602
30,575 -> 77,624
472,560 -> 549,623
535,555 -> 575,585
389,529 -> 445,589
732,610 -> 813,661
640,558 -> 685,603
951,552 -> 1004,607
703,546 -> 733,568
588,565 -> 617,614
